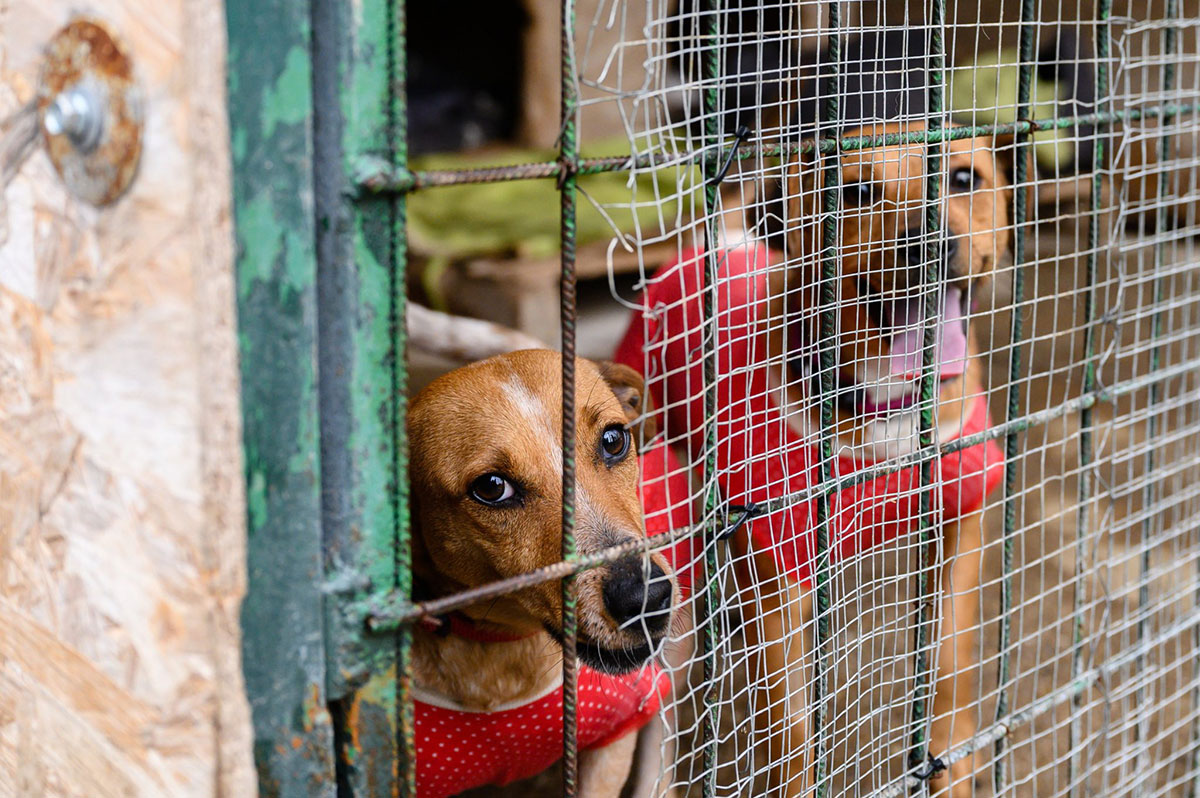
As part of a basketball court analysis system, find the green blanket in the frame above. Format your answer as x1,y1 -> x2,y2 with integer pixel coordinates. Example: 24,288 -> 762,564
408,141 -> 699,260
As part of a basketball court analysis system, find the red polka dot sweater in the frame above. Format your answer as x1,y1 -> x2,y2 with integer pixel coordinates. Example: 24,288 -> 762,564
415,664 -> 668,797
614,246 -> 1004,584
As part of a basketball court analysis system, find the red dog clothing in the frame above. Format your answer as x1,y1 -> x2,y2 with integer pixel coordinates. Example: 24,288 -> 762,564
615,246 -> 1004,583
415,663 -> 668,797
638,442 -> 701,597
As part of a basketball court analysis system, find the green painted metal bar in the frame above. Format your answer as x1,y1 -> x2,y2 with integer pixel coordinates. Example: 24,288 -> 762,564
993,0 -> 1039,793
812,5 -> 844,795
1135,1 -> 1173,795
560,0 -> 581,794
307,0 -> 408,789
226,0 -> 337,792
391,0 -> 416,793
1071,1 -> 1112,793
365,352 -> 1200,632
698,1 -> 721,795
907,4 -> 949,788
355,105 -> 1200,193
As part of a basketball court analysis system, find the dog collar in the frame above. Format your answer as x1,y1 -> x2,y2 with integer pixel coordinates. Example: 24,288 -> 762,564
418,611 -> 537,643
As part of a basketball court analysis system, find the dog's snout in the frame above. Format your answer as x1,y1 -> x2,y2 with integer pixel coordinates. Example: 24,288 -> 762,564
602,559 -> 673,631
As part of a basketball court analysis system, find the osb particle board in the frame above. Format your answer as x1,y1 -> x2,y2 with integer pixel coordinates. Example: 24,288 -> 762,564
0,1 -> 254,796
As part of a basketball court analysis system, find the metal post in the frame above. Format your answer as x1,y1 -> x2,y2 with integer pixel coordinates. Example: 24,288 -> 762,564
907,1 -> 949,788
559,0 -> 581,794
812,3 -> 843,795
1071,1 -> 1112,793
994,0 -> 1039,792
391,0 -> 416,793
699,1 -> 722,794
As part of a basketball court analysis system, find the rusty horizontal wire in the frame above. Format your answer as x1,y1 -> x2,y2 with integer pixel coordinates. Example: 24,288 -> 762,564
357,103 -> 1200,194
366,354 -> 1199,632
365,521 -> 699,632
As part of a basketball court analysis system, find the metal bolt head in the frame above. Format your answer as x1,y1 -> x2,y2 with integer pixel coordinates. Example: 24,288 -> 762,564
43,86 -> 104,153
37,18 -> 142,205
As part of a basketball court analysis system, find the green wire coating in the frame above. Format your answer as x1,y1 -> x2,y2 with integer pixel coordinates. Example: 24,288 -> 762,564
994,0 -> 1039,793
812,7 -> 843,797
1070,3 -> 1112,794
905,5 -> 949,788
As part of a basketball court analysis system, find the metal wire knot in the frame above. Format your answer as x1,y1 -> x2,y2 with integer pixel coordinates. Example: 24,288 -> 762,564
706,125 -> 752,186
909,752 -> 947,781
717,502 -> 763,541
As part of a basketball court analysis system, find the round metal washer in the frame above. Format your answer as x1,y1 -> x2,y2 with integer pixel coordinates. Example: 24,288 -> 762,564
37,18 -> 143,206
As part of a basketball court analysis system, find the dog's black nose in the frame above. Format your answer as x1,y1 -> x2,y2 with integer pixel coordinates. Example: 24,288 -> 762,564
603,558 -> 673,632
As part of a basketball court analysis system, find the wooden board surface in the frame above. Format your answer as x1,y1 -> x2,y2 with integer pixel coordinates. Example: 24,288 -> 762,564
0,1 -> 254,795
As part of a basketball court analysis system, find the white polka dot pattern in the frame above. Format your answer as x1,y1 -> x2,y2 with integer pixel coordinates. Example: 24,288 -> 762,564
415,663 -> 668,797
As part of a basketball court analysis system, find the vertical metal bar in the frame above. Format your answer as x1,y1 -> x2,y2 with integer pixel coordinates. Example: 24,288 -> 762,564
560,0 -> 580,793
1071,0 -> 1111,794
812,2 -> 843,795
227,0 -> 337,792
699,1 -> 721,795
391,0 -> 415,794
312,0 -> 407,787
993,0 -> 1038,792
1135,1 -> 1175,793
1116,5 -> 1179,798
906,0 -> 948,785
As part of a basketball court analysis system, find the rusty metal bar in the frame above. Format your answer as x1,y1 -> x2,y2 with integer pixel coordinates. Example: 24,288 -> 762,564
365,355 -> 1200,633
559,0 -> 581,793
356,105 -> 1200,194
392,0 -> 416,793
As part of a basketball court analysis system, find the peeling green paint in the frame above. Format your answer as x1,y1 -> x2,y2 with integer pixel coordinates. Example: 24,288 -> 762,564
236,195 -> 285,296
228,0 -> 336,794
247,470 -> 267,530
232,0 -> 411,791
309,0 -> 410,792
263,46 -> 315,140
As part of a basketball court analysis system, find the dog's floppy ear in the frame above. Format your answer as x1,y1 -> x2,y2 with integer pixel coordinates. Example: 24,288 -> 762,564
595,360 -> 658,445
990,132 -> 1040,223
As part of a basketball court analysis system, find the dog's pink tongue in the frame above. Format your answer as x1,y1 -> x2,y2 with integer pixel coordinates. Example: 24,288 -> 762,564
888,286 -> 968,380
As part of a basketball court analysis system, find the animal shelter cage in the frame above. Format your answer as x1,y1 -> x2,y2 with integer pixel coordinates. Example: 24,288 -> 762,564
229,0 -> 1200,795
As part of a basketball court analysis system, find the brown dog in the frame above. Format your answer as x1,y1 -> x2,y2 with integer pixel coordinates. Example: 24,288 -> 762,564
407,350 -> 677,797
746,121 -> 1020,797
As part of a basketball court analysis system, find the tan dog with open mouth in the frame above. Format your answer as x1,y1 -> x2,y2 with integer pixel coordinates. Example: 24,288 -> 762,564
756,121 -> 1018,797
616,121 -> 1020,797
407,350 -> 678,798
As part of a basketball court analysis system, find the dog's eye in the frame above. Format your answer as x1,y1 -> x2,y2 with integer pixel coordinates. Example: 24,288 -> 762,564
841,182 -> 875,206
469,473 -> 516,506
600,424 -> 631,465
949,167 -> 982,192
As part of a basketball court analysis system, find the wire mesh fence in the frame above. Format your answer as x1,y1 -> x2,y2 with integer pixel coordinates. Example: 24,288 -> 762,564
364,0 -> 1200,796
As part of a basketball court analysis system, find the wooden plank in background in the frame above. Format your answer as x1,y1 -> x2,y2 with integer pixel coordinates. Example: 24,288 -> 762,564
0,0 -> 254,794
